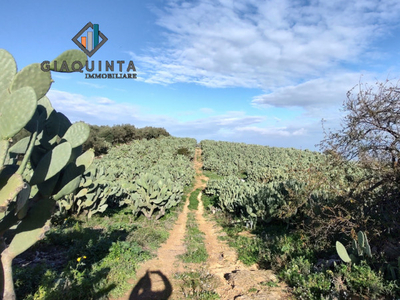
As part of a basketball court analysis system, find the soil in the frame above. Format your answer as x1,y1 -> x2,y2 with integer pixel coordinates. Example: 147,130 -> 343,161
114,148 -> 292,300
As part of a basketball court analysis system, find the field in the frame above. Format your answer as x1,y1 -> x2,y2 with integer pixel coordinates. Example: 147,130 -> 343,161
6,138 -> 399,300
1,49 -> 399,299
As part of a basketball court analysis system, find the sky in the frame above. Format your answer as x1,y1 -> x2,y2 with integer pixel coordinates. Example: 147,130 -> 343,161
1,0 -> 400,150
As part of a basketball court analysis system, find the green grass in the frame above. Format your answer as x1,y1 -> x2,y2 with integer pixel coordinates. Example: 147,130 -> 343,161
260,280 -> 279,288
174,269 -> 220,299
178,212 -> 208,263
202,170 -> 224,180
248,287 -> 258,293
188,188 -> 201,210
13,204 -> 183,300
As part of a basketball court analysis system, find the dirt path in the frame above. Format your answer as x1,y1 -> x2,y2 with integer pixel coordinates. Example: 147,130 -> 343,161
116,148 -> 291,300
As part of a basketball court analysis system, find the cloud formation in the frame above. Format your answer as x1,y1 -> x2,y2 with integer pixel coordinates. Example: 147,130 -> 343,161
251,72 -> 367,109
132,0 -> 400,89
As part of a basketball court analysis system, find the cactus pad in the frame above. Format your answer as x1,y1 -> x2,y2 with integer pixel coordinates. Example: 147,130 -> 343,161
9,136 -> 30,154
0,174 -> 24,208
16,183 -> 31,219
5,197 -> 55,259
37,96 -> 54,118
10,63 -> 52,100
30,142 -> 72,185
53,175 -> 82,201
76,149 -> 95,169
49,49 -> 87,73
0,49 -> 17,93
62,122 -> 90,148
336,241 -> 351,263
0,87 -> 37,140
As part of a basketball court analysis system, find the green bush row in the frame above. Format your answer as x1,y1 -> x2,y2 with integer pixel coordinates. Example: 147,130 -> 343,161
83,124 -> 170,156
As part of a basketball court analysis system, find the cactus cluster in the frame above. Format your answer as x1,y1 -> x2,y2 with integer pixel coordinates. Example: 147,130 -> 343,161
204,176 -> 308,227
201,140 -> 366,228
0,49 -> 92,299
122,173 -> 183,220
56,137 -> 196,220
58,165 -> 117,218
336,231 -> 372,264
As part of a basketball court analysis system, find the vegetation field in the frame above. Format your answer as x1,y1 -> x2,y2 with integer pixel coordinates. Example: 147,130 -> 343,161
201,139 -> 400,299
1,48 -> 400,300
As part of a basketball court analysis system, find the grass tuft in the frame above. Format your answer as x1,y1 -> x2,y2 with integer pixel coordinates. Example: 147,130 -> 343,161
175,269 -> 220,299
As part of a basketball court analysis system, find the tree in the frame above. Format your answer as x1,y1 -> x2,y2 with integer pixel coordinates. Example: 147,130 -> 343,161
320,79 -> 400,173
319,78 -> 400,254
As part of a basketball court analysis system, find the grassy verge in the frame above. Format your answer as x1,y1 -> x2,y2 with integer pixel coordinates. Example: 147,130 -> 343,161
13,200 -> 185,300
178,212 -> 208,263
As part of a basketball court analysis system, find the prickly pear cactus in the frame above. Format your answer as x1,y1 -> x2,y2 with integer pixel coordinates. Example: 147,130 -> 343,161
127,173 -> 183,220
336,231 -> 372,264
0,49 -> 92,300
58,164 -> 118,218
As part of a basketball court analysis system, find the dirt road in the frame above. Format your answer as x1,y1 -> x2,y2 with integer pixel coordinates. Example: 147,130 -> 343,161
116,148 -> 291,299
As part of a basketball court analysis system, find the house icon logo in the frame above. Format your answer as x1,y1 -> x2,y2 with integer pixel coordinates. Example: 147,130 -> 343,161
72,22 -> 108,57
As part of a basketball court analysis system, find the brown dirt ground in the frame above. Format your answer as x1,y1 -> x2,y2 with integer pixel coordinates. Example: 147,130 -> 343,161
114,148 -> 292,300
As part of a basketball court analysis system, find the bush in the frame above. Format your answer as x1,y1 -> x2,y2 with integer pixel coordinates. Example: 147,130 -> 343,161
82,124 -> 171,156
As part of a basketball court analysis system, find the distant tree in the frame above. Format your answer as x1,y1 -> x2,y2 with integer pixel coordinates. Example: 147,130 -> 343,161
98,126 -> 114,143
122,124 -> 137,142
82,124 -> 170,156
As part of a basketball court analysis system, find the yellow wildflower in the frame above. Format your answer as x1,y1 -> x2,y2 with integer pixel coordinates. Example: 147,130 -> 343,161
77,257 -> 82,262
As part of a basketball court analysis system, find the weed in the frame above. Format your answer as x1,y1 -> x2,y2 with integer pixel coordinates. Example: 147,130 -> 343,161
201,193 -> 218,210
175,269 -> 220,299
248,287 -> 258,293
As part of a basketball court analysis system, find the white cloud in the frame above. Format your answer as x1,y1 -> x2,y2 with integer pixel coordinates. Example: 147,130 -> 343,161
48,89 -> 313,144
44,89 -> 357,150
47,90 -> 140,124
251,72 -> 367,109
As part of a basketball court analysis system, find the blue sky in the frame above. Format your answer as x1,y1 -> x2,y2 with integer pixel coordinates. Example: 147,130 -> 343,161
2,0 -> 400,150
